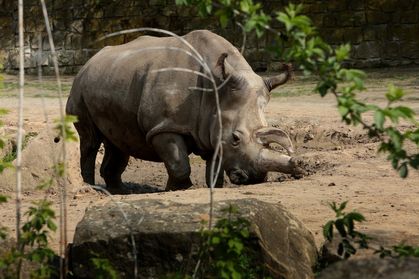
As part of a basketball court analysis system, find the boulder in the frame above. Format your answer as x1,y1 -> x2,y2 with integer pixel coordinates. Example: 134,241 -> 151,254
317,257 -> 419,279
71,198 -> 318,278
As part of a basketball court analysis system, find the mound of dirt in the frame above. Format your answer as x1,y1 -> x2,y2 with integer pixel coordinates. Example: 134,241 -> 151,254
0,128 -> 83,193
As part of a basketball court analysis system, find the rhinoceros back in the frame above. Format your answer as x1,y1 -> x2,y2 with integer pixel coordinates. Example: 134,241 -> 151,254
66,30 -> 251,160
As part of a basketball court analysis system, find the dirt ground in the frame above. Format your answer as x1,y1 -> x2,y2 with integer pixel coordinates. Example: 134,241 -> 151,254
0,67 -> 418,256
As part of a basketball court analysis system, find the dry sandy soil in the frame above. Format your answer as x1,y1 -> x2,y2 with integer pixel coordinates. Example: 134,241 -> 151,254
0,67 -> 418,256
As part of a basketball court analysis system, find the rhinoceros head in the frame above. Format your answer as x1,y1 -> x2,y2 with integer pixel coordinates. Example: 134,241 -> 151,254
211,53 -> 298,185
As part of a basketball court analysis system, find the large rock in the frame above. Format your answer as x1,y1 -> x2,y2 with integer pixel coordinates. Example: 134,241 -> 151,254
71,198 -> 318,278
317,257 -> 419,279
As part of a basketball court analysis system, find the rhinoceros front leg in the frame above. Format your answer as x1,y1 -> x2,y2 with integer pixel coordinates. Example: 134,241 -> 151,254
151,133 -> 193,191
205,157 -> 224,188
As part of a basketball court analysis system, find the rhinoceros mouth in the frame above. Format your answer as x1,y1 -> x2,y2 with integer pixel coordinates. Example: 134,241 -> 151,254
227,169 -> 249,185
227,168 -> 268,185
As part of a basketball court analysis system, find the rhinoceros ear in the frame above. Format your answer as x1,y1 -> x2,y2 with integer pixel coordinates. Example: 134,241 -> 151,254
263,63 -> 293,92
215,53 -> 229,80
214,52 -> 238,83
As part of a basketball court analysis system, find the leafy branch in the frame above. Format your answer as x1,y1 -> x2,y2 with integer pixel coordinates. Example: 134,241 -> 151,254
322,201 -> 419,263
322,201 -> 369,260
196,205 -> 269,279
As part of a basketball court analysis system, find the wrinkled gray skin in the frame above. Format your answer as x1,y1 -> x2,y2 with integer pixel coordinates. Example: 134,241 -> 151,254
66,30 -> 303,192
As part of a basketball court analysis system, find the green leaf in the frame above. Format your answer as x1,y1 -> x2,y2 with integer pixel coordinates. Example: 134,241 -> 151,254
374,110 -> 385,130
240,0 -> 250,13
219,12 -> 229,28
338,106 -> 349,117
323,220 -> 334,241
0,195 -> 8,203
386,84 -> 404,103
346,212 -> 366,222
335,44 -> 351,62
338,201 -> 348,212
399,163 -> 408,178
211,236 -> 221,245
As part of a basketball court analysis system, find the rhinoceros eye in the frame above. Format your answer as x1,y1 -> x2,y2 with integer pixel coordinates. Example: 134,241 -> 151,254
231,131 -> 241,147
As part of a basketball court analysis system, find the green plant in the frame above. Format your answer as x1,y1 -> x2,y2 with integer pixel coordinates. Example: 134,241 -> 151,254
0,63 -> 4,90
0,195 -> 8,241
19,200 -> 58,278
0,109 -> 12,172
0,199 -> 57,279
175,1 -> 419,177
91,254 -> 119,279
1,131 -> 38,163
0,114 -> 79,278
376,243 -> 419,259
196,205 -> 270,279
322,201 -> 369,259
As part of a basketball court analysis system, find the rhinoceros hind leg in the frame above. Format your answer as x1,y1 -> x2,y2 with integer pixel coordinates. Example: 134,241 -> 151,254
100,140 -> 129,190
74,121 -> 102,185
205,158 -> 224,188
151,133 -> 193,191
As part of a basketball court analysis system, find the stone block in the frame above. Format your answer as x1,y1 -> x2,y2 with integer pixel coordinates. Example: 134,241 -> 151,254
353,41 -> 381,58
400,42 -> 419,58
54,50 -> 75,66
382,41 -> 400,58
335,13 -> 359,27
302,3 -> 325,14
310,14 -> 323,28
74,48 -> 99,65
351,12 -> 367,26
326,0 -> 348,12
400,11 -> 419,24
348,0 -> 365,11
103,35 -> 125,46
366,11 -> 391,24
343,27 -> 363,43
366,0 -> 387,11
318,257 -> 419,279
71,198 -> 318,279
320,28 -> 345,44
362,25 -> 387,41
7,47 -> 36,69
323,15 -> 336,27
388,24 -> 419,41
380,0 -> 399,12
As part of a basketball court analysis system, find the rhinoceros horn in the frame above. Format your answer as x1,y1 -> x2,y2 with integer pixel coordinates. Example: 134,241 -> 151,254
256,149 -> 302,175
255,127 -> 294,155
263,63 -> 293,92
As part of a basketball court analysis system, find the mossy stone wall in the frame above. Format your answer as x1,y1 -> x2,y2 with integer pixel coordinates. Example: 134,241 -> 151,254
1,0 -> 418,74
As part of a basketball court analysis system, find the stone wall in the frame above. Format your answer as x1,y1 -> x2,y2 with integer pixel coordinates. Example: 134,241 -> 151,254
1,0 -> 419,74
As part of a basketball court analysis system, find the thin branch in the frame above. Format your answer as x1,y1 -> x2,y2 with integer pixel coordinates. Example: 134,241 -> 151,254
39,0 -> 68,278
15,0 -> 24,251
151,67 -> 212,81
121,46 -> 206,72
96,28 -> 205,65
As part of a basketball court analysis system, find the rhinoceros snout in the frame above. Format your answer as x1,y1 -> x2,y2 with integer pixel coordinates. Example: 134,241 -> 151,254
228,168 -> 267,185
228,169 -> 249,185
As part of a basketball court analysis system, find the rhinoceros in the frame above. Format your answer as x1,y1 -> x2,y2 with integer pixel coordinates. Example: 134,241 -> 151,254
66,30 -> 303,192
